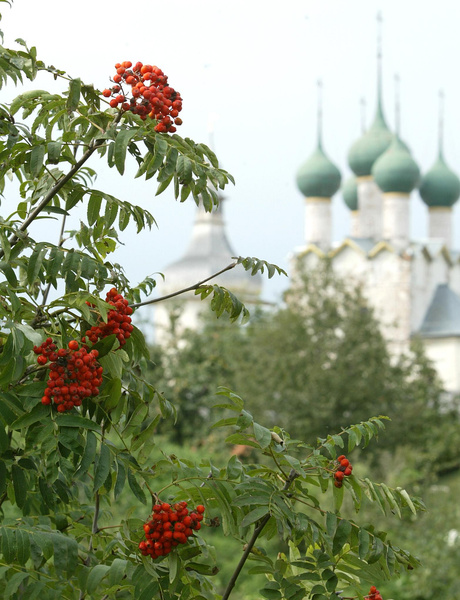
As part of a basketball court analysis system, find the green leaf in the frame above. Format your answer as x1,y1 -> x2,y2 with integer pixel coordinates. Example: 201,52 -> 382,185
38,477 -> 55,510
253,422 -> 272,448
47,141 -> 61,164
15,529 -> 30,565
226,455 -> 243,480
397,487 -> 417,515
0,461 -> 6,496
128,469 -> 147,504
75,431 -> 97,478
30,144 -> 45,177
4,571 -> 28,599
241,506 -> 268,528
332,518 -> 352,555
52,533 -> 78,577
27,243 -> 47,284
1,527 -> 16,562
66,77 -> 81,112
87,193 -> 102,226
358,528 -> 370,559
211,417 -> 238,430
86,564 -> 110,595
94,443 -> 111,492
0,423 -> 9,454
114,460 -> 126,499
108,558 -> 128,587
114,128 -> 138,175
56,414 -> 101,432
11,463 -> 27,508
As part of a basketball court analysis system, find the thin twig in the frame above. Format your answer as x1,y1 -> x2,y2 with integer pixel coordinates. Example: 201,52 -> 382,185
131,261 -> 238,308
221,469 -> 299,600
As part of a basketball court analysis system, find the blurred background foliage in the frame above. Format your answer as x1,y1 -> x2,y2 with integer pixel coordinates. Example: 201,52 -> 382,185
146,263 -> 460,600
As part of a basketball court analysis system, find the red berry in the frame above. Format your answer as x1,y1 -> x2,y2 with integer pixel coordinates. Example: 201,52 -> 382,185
68,340 -> 79,350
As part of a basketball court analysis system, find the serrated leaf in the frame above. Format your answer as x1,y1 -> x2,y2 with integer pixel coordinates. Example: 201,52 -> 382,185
75,431 -> 97,478
56,414 -> 101,432
114,460 -> 126,499
128,469 -> 146,504
253,422 -> 272,449
94,443 -> 111,492
114,128 -> 138,175
66,77 -> 81,112
15,529 -> 30,565
11,463 -> 27,508
4,571 -> 28,599
86,564 -> 110,595
30,144 -> 45,177
87,193 -> 102,226
241,506 -> 268,528
332,519 -> 352,555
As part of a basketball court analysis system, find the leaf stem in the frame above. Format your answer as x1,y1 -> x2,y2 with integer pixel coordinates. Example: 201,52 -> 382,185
130,261 -> 238,308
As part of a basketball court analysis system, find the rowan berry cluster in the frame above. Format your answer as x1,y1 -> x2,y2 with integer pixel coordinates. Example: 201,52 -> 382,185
365,585 -> 383,600
333,454 -> 353,488
102,60 -> 183,133
34,339 -> 102,412
83,288 -> 133,348
138,501 -> 205,559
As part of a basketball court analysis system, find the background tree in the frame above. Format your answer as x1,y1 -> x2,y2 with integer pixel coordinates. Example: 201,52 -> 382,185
152,260 -> 458,472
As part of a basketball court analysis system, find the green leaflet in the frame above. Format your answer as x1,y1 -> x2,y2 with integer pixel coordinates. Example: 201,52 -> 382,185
114,128 -> 138,175
11,463 -> 27,508
94,443 -> 111,492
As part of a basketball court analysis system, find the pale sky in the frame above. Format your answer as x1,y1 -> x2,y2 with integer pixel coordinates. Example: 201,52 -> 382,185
2,0 -> 460,305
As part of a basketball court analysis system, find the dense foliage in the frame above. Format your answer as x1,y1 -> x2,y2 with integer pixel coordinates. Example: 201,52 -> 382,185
152,261 -> 458,473
0,3 -> 430,599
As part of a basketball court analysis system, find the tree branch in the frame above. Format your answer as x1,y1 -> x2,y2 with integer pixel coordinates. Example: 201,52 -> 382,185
221,469 -> 299,600
130,261 -> 238,308
0,112 -> 122,260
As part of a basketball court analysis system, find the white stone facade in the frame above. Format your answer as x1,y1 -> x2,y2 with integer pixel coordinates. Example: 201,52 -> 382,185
296,176 -> 460,393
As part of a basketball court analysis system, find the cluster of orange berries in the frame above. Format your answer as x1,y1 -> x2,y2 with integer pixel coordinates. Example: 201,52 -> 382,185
83,288 -> 134,348
333,454 -> 353,488
102,61 -> 183,132
365,585 -> 383,600
139,501 -> 205,559
34,339 -> 102,412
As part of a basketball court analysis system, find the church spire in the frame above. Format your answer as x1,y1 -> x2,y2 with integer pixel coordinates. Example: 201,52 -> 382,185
317,79 -> 323,150
376,11 -> 384,118
394,73 -> 401,136
438,89 -> 444,159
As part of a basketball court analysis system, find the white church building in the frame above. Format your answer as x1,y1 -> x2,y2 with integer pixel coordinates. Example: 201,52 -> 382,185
154,31 -> 460,394
294,67 -> 460,392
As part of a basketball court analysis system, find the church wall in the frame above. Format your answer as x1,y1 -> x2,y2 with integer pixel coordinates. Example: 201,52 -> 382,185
423,337 -> 460,393
330,248 -> 411,349
410,251 -> 450,333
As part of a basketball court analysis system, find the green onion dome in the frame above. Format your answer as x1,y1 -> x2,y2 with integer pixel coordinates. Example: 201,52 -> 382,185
348,107 -> 393,177
296,145 -> 341,198
372,136 -> 420,193
342,176 -> 358,210
419,152 -> 460,207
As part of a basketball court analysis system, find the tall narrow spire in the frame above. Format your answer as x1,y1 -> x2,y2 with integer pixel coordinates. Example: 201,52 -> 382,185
376,11 -> 384,116
317,79 -> 323,150
360,97 -> 366,133
438,89 -> 444,158
394,74 -> 401,136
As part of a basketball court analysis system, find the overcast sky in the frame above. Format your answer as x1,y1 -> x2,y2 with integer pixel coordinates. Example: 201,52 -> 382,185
2,0 -> 460,306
